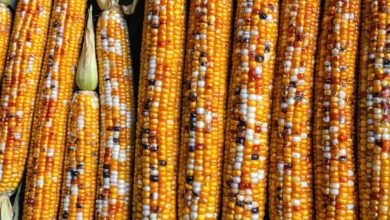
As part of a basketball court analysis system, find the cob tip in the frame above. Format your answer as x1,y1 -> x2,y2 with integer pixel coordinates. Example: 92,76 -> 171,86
76,5 -> 98,91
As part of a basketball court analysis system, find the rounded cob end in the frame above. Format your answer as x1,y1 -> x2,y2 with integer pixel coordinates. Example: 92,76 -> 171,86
76,5 -> 98,91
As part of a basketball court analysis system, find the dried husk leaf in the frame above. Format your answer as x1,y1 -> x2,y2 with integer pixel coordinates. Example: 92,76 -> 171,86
122,0 -> 138,15
0,0 -> 10,6
76,5 -> 98,91
0,195 -> 13,220
97,0 -> 110,11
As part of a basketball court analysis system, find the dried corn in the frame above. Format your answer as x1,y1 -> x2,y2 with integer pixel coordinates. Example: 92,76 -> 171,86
23,0 -> 87,219
268,0 -> 321,219
95,1 -> 136,219
0,0 -> 12,84
0,0 -> 51,216
132,0 -> 187,219
221,0 -> 279,219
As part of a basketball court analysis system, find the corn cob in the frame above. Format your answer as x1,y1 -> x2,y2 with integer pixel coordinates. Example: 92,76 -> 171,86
132,0 -> 186,219
58,6 -> 99,220
177,0 -> 232,219
0,0 -> 12,84
0,0 -> 51,215
268,0 -> 320,219
313,0 -> 360,218
22,0 -> 87,219
95,1 -> 136,219
221,0 -> 279,219
59,91 -> 100,220
357,0 -> 390,218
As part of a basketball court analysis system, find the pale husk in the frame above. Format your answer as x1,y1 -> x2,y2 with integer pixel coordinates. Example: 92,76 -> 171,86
0,195 -> 12,220
122,0 -> 139,15
76,5 -> 98,91
97,0 -> 110,11
0,0 -> 10,6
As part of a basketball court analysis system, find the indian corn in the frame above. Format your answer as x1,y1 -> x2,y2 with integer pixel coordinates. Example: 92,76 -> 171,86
313,0 -> 360,218
132,0 -> 186,219
59,91 -> 100,220
95,1 -> 136,219
178,0 -> 232,219
23,0 -> 87,219
0,0 -> 12,84
58,6 -> 99,220
268,0 -> 320,219
221,0 -> 279,219
357,0 -> 390,218
0,0 -> 51,214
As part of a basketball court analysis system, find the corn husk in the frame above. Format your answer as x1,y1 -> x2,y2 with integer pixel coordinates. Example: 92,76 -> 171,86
0,0 -> 10,6
76,5 -> 98,91
0,195 -> 12,220
122,0 -> 138,15
97,0 -> 110,11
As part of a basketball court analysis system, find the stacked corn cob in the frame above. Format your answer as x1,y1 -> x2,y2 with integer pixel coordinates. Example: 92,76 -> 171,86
23,0 -> 87,219
221,0 -> 279,219
132,0 -> 186,219
0,0 -> 51,215
357,0 -> 390,218
313,0 -> 360,218
95,0 -> 136,219
60,91 -> 100,220
58,6 -> 100,220
178,0 -> 232,219
0,0 -> 12,83
268,0 -> 320,219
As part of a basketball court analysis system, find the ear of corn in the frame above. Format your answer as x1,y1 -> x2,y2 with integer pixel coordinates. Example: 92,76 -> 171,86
268,0 -> 321,219
132,0 -> 187,219
59,91 -> 100,220
22,0 -> 87,219
357,0 -> 390,218
0,0 -> 51,209
95,4 -> 136,220
58,6 -> 99,220
178,0 -> 233,219
221,0 -> 279,219
313,0 -> 360,218
0,2 -> 12,84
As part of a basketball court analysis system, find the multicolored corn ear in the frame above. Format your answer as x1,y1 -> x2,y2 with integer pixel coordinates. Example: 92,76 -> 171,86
357,0 -> 390,218
95,1 -> 136,219
58,6 -> 100,220
0,0 -> 12,84
22,0 -> 87,219
313,0 -> 360,218
59,91 -> 100,220
221,0 -> 279,219
132,0 -> 186,219
268,0 -> 321,219
178,0 -> 233,219
0,0 -> 51,217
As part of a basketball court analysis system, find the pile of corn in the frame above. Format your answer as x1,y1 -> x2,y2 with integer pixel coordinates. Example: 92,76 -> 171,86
0,0 -> 388,219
